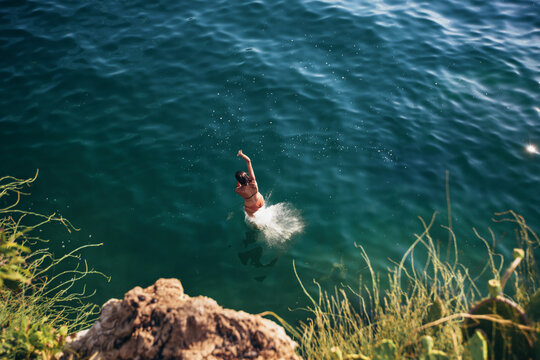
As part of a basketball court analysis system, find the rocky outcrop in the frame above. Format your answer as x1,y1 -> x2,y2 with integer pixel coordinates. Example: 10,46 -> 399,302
64,278 -> 300,360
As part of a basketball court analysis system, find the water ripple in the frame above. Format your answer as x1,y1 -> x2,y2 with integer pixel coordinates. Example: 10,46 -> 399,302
0,0 -> 538,322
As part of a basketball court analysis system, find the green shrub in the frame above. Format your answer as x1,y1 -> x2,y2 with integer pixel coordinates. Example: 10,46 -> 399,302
0,172 -> 107,360
294,211 -> 539,359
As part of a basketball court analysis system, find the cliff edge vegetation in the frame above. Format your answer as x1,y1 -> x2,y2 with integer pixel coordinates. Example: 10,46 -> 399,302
0,172 -> 106,360
294,210 -> 540,360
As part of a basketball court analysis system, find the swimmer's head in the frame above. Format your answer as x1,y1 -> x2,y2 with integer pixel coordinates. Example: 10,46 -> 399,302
235,171 -> 251,185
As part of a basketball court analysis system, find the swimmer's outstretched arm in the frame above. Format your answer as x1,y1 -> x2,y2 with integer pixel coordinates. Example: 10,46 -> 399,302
237,149 -> 256,181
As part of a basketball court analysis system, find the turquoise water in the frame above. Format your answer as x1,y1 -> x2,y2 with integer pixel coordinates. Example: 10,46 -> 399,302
1,0 -> 539,323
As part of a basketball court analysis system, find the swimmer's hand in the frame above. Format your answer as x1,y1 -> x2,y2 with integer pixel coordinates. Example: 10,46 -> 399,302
237,150 -> 250,162
238,149 -> 255,180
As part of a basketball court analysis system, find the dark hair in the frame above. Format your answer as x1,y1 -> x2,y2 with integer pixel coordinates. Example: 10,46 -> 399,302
235,171 -> 252,186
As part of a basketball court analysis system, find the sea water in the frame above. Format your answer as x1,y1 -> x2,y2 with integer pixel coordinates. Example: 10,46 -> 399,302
0,0 -> 538,324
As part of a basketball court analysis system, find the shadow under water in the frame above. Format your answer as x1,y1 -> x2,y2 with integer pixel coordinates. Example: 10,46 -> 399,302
238,229 -> 281,283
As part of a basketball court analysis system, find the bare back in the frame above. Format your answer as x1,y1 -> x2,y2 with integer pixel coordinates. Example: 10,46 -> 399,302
235,181 -> 258,200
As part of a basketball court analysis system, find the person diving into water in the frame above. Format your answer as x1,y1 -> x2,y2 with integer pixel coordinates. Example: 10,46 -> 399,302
235,150 -> 264,217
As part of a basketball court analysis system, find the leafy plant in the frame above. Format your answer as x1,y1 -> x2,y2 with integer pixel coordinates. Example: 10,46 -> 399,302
463,330 -> 488,360
463,248 -> 536,360
294,210 -> 539,359
0,316 -> 67,360
0,172 -> 107,360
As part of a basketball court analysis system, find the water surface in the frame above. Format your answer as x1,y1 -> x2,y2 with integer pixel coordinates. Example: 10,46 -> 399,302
1,0 -> 539,323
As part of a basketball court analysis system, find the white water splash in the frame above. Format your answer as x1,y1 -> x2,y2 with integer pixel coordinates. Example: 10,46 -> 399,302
245,202 -> 305,247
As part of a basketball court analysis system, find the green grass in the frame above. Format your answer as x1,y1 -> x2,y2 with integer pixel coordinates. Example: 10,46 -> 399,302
0,172 -> 107,359
293,211 -> 539,360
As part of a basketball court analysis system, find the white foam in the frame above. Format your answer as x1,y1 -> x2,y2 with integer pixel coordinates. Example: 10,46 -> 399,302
245,202 -> 305,247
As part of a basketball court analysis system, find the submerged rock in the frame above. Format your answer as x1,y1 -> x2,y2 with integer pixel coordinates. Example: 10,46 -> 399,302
64,278 -> 300,360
